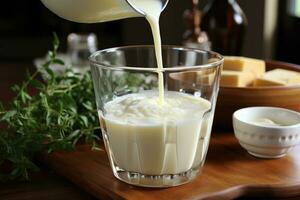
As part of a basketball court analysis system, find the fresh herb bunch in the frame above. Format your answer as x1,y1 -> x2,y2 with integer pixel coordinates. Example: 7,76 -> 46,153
0,34 -> 100,181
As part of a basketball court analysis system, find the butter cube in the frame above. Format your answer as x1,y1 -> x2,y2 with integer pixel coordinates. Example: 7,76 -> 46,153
224,56 -> 266,78
221,70 -> 255,87
253,68 -> 300,87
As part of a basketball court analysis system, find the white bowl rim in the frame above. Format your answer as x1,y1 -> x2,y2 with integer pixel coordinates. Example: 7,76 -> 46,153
233,106 -> 300,129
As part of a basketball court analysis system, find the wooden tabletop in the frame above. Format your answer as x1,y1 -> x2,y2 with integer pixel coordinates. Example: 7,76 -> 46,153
1,63 -> 300,200
2,134 -> 300,200
0,170 -> 95,200
40,133 -> 300,200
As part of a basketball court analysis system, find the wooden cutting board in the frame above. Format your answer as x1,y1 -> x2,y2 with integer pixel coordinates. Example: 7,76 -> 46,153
40,133 -> 300,200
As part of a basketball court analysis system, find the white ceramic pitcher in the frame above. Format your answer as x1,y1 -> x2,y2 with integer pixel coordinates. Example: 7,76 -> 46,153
40,0 -> 169,23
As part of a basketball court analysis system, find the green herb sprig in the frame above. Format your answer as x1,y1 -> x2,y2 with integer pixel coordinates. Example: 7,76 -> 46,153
0,34 -> 100,181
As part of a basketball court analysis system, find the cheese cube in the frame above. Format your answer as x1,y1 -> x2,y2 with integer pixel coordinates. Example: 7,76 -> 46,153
221,70 -> 255,87
169,70 -> 215,85
253,78 -> 285,86
224,56 -> 266,78
253,68 -> 300,87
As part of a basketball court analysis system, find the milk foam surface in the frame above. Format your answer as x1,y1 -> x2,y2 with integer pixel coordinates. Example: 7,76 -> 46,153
105,91 -> 209,124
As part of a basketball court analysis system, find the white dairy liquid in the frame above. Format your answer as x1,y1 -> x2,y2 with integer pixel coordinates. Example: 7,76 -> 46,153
129,0 -> 165,103
99,91 -> 212,175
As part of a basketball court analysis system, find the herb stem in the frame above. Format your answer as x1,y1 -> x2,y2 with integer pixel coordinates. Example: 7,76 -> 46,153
15,69 -> 41,100
82,126 -> 101,132
50,82 -> 82,94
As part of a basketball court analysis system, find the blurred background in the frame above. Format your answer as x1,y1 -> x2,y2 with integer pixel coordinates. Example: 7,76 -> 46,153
0,0 -> 300,64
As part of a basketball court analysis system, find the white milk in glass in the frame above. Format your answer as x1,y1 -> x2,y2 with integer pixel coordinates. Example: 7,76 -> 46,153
100,91 -> 212,175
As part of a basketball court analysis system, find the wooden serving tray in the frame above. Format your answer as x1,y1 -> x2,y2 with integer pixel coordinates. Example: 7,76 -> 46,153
215,61 -> 300,130
40,133 -> 300,200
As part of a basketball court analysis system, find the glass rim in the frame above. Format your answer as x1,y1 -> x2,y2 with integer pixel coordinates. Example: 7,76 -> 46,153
89,45 -> 224,72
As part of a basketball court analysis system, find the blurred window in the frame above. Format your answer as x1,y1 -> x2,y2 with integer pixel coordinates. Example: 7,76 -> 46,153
288,0 -> 300,17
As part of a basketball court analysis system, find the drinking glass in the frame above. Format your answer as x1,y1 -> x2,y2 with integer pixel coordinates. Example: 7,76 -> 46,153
89,46 -> 223,187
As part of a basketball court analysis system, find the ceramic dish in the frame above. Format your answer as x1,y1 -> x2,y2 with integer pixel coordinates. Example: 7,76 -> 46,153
233,107 -> 300,158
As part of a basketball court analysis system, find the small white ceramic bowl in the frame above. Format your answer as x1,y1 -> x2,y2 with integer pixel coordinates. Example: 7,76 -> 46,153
233,107 -> 300,158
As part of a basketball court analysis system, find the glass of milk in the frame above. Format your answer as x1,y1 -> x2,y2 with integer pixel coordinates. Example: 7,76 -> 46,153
89,46 -> 223,187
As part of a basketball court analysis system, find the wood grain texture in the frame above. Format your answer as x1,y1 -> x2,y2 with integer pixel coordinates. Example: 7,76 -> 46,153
40,133 -> 300,200
215,60 -> 300,130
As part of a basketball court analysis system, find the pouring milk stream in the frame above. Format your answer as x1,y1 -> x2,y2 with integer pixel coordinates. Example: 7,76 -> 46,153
41,0 -> 213,181
41,0 -> 166,103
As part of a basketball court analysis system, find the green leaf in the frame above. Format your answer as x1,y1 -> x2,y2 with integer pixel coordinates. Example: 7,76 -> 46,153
30,79 -> 44,90
52,32 -> 59,53
52,58 -> 65,65
11,85 -> 20,93
47,51 -> 54,59
46,109 -> 51,126
25,69 -> 31,80
79,115 -> 89,127
45,67 -> 55,81
10,167 -> 21,177
82,101 -> 93,111
1,110 -> 17,121
42,61 -> 52,69
67,130 -> 81,140
20,90 -> 31,103
0,102 -> 4,112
